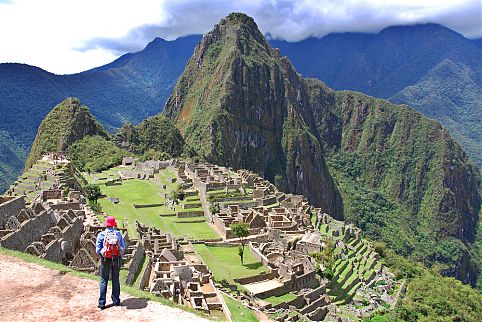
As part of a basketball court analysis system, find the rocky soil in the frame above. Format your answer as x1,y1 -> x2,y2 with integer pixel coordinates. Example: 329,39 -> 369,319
0,253 -> 209,322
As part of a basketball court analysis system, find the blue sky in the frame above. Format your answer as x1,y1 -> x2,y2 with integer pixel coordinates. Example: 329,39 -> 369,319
0,0 -> 480,74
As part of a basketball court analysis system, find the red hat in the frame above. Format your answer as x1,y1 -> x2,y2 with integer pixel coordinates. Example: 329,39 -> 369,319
104,216 -> 117,227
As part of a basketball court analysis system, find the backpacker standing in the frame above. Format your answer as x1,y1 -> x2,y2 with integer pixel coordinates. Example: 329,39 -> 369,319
96,216 -> 125,309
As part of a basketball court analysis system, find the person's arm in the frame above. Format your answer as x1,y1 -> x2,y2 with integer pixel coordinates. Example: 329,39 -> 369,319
96,232 -> 105,255
117,231 -> 126,254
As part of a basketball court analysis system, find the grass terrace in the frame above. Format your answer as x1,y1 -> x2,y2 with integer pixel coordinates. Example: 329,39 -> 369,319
263,292 -> 298,306
193,244 -> 267,286
85,169 -> 218,240
222,294 -> 259,322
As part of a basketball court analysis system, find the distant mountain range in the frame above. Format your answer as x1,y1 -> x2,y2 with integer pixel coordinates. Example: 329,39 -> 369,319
0,35 -> 200,191
0,23 -> 481,193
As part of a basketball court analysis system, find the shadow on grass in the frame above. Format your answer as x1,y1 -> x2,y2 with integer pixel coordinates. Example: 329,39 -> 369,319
244,262 -> 263,270
122,297 -> 148,310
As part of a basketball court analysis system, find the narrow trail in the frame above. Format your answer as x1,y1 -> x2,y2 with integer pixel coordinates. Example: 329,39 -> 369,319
0,253 -> 209,322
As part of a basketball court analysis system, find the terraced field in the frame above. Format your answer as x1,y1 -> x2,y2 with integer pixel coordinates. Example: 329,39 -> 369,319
85,168 -> 218,240
193,244 -> 267,286
7,160 -> 66,202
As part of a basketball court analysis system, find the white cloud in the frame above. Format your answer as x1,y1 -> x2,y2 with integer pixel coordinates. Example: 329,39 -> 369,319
0,0 -> 480,74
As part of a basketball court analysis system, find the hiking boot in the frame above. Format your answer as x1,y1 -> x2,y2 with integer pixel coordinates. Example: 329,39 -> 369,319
98,305 -> 106,310
113,301 -> 121,306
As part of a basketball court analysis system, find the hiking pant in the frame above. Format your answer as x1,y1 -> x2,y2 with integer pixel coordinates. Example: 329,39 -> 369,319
98,257 -> 122,306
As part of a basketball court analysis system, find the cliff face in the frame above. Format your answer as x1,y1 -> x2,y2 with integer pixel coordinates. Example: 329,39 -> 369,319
163,13 -> 343,217
318,90 -> 481,285
25,97 -> 109,169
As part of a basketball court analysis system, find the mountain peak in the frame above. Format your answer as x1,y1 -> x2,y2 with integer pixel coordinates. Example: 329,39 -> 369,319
220,12 -> 257,27
25,98 -> 109,170
163,13 -> 343,216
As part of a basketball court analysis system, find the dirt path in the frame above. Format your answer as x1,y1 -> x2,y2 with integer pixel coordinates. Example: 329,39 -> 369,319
0,253 -> 209,322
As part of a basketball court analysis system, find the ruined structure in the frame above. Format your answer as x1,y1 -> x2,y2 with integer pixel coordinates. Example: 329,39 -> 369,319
131,222 -> 228,317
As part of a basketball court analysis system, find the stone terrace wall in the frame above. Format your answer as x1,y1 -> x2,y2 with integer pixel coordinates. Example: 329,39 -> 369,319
0,196 -> 25,229
1,210 -> 57,251
125,242 -> 145,285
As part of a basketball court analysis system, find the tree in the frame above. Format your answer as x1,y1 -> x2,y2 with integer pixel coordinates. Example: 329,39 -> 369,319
169,183 -> 184,203
83,183 -> 101,204
310,239 -> 336,280
209,202 -> 220,215
231,222 -> 249,265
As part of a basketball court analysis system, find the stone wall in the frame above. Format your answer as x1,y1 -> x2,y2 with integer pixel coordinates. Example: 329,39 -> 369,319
1,209 -> 57,251
0,196 -> 25,229
176,210 -> 204,218
139,256 -> 154,290
50,202 -> 81,211
233,271 -> 278,285
272,295 -> 305,310
249,242 -> 271,267
125,242 -> 145,285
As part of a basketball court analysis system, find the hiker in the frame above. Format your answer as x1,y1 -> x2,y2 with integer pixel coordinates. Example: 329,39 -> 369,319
96,216 -> 125,309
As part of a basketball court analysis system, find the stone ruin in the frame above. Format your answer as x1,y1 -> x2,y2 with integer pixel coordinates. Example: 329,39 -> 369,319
162,159 -> 396,321
129,222 -> 228,318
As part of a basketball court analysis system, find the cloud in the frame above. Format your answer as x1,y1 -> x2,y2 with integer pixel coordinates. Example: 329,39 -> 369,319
0,0 -> 480,74
82,0 -> 482,54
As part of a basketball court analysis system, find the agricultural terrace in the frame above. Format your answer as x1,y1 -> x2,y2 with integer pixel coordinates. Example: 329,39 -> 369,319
83,167 -> 218,240
193,244 -> 267,287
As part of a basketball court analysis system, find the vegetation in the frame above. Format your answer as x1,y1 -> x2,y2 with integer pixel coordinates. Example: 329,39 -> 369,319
209,202 -> 220,215
25,97 -> 109,170
231,222 -> 250,265
115,115 -> 185,158
68,135 -> 133,172
168,183 -> 185,203
374,242 -> 482,322
271,23 -> 482,166
84,171 -> 217,239
325,92 -> 481,285
192,244 -> 266,286
0,131 -> 27,193
222,294 -> 259,322
83,183 -> 101,204
310,240 -> 336,280
263,293 -> 298,306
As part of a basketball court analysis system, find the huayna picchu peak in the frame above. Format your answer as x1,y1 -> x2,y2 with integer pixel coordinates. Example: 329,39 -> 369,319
163,13 -> 481,286
163,12 -> 344,218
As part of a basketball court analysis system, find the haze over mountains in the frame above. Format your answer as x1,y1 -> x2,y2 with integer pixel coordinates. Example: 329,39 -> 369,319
0,21 -> 481,194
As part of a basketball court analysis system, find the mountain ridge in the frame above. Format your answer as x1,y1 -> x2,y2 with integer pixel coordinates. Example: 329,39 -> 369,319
161,12 -> 481,286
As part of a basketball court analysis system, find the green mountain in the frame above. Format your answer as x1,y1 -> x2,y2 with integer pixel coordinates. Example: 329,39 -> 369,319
0,35 -> 200,192
162,13 -> 481,285
115,115 -> 185,158
25,97 -> 109,170
270,24 -> 482,166
163,13 -> 343,217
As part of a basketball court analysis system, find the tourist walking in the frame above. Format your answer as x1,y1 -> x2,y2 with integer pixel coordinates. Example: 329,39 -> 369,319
96,216 -> 125,309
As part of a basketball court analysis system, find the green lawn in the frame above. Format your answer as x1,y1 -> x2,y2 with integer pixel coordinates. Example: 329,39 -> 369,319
222,294 -> 259,322
263,292 -> 298,306
86,170 -> 218,240
193,245 -> 267,286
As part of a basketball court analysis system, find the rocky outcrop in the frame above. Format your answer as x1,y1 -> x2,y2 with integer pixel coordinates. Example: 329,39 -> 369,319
163,13 -> 343,217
